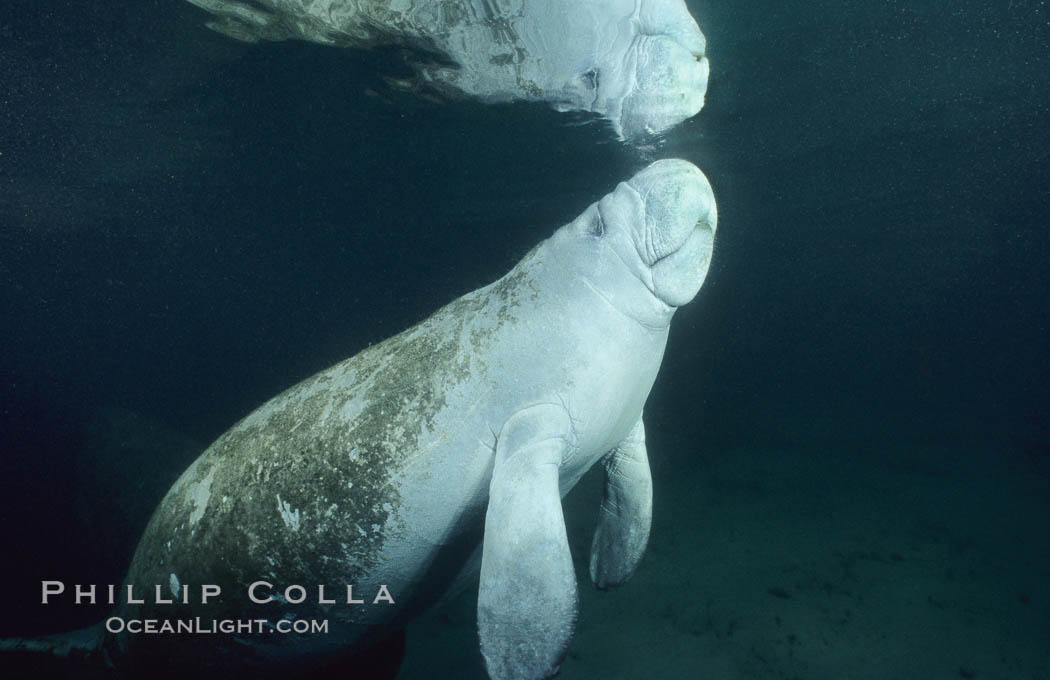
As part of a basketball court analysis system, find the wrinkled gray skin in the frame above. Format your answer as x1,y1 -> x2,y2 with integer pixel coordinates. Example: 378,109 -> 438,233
101,159 -> 716,679
187,0 -> 710,140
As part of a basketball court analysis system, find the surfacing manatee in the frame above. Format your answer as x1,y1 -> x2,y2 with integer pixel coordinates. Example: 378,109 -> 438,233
185,0 -> 710,140
2,159 -> 716,679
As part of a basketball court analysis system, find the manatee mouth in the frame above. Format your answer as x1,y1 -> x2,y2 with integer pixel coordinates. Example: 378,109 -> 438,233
649,214 -> 716,308
651,218 -> 705,265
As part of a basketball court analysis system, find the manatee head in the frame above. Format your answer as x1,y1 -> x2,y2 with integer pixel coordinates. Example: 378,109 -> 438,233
565,159 -> 716,317
589,2 -> 710,140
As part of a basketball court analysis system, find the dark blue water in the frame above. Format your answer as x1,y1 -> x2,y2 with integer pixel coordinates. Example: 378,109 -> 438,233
1,1 -> 1047,677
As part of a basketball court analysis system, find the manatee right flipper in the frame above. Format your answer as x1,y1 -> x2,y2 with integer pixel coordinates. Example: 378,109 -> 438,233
478,404 -> 577,680
588,417 -> 653,590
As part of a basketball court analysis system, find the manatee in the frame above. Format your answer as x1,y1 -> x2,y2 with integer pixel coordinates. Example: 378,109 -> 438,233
184,0 -> 710,140
1,159 -> 717,679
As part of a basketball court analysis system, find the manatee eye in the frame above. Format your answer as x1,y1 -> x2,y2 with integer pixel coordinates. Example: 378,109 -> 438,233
581,68 -> 599,90
591,213 -> 605,238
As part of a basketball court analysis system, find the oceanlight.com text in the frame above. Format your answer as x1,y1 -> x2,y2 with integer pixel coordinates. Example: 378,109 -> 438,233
105,617 -> 329,635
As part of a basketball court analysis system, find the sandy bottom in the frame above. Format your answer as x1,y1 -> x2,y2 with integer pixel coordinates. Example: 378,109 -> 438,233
398,447 -> 1050,679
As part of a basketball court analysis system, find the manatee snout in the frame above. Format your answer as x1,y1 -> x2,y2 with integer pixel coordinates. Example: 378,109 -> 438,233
619,30 -> 710,139
629,159 -> 718,307
630,159 -> 717,258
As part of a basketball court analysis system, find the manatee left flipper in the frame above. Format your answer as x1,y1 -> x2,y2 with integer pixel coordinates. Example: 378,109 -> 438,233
478,404 -> 577,680
589,417 -> 653,590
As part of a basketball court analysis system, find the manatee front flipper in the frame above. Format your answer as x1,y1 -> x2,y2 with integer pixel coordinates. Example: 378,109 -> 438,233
589,417 -> 653,590
479,404 -> 577,680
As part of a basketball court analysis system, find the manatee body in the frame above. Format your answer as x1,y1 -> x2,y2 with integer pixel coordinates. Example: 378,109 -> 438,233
101,159 -> 717,678
186,0 -> 710,140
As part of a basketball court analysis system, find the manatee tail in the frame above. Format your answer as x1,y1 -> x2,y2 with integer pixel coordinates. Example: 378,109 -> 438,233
0,623 -> 109,677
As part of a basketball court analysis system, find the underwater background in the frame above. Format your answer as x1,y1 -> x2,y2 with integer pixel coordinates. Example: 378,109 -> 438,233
1,0 -> 1048,678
